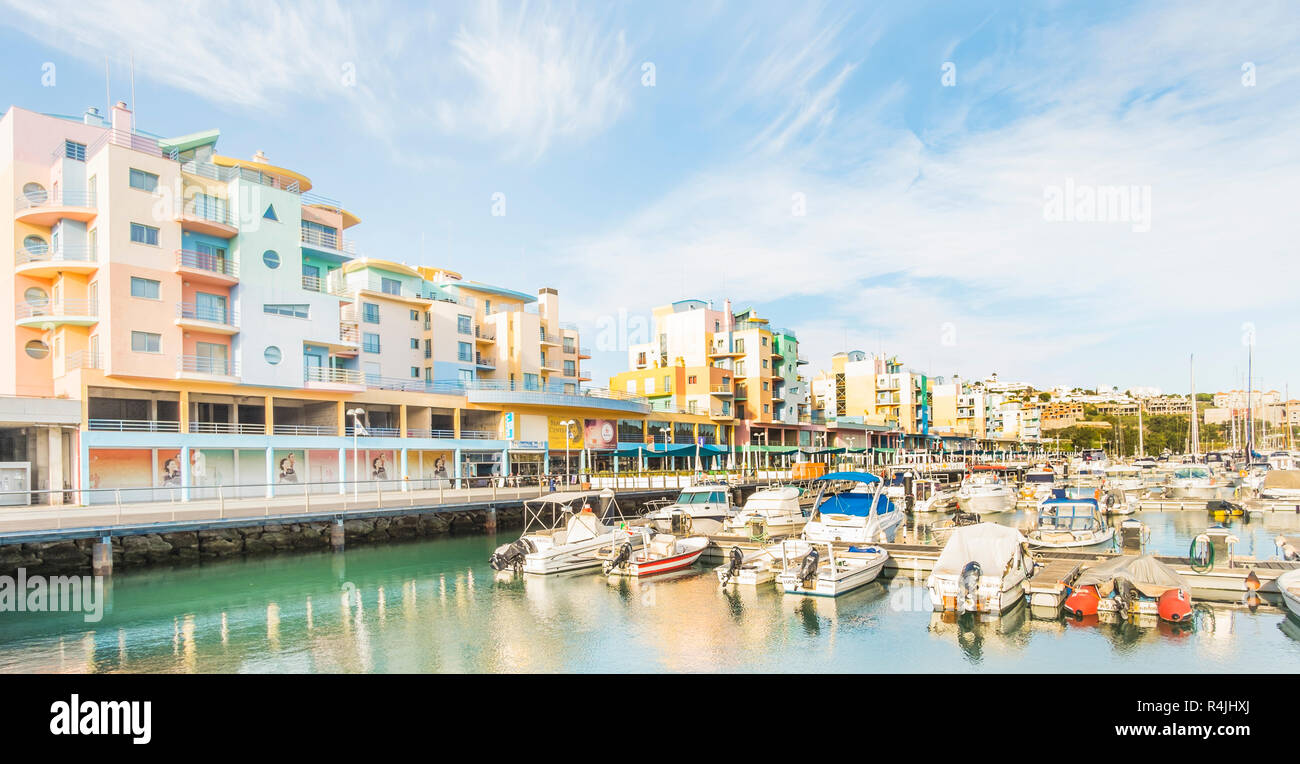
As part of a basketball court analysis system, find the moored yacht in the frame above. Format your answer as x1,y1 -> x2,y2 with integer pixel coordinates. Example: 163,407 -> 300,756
956,466 -> 1017,515
775,538 -> 889,597
1102,464 -> 1145,502
802,472 -> 905,544
927,523 -> 1033,615
489,490 -> 643,575
643,483 -> 735,535
1163,465 -> 1228,500
719,486 -> 807,538
1026,497 -> 1114,549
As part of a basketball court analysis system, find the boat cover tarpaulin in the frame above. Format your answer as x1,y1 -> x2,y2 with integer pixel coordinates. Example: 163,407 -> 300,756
932,523 -> 1026,577
1074,554 -> 1188,598
1263,470 -> 1300,490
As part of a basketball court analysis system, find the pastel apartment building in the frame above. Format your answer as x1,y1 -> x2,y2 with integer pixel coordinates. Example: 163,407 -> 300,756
2,103 -> 713,503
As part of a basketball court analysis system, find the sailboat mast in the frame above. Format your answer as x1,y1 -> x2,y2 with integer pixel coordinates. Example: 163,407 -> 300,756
1246,343 -> 1254,458
1137,401 -> 1144,457
1189,354 -> 1200,458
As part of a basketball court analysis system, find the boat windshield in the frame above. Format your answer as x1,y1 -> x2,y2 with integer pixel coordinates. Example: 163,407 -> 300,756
1038,502 -> 1100,530
1173,467 -> 1210,479
1026,472 -> 1055,483
679,490 -> 727,505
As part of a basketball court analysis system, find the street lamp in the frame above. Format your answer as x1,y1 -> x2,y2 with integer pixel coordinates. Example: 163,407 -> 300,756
561,419 -> 576,484
347,408 -> 365,501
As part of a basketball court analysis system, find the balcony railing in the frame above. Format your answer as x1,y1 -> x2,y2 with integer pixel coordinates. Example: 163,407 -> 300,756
176,193 -> 235,226
300,226 -> 357,255
339,325 -> 360,344
189,421 -> 265,435
176,302 -> 238,326
15,188 -> 98,212
304,366 -> 364,385
301,273 -> 323,292
177,355 -> 237,376
710,384 -> 734,394
539,331 -> 562,345
88,419 -> 180,433
346,426 -> 401,438
16,243 -> 97,266
62,350 -> 101,373
474,324 -> 496,341
475,354 -> 496,368
176,249 -> 237,278
272,424 -> 338,437
17,298 -> 98,319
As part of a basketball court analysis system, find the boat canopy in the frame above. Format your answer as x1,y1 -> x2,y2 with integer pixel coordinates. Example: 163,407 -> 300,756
743,486 -> 802,510
1036,498 -> 1102,530
526,489 -> 613,506
1074,554 -> 1188,598
817,471 -> 882,484
815,491 -> 895,517
932,523 -> 1027,577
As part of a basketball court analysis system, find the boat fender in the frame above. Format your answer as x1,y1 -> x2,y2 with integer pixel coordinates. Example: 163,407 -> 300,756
798,547 -> 820,588
1157,588 -> 1193,622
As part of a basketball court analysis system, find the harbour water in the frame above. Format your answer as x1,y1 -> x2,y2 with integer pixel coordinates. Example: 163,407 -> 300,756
2,510 -> 1299,673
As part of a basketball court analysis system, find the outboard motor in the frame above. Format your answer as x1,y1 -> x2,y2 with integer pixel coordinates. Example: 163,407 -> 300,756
797,547 -> 820,588
959,561 -> 982,611
1113,577 -> 1135,616
719,545 -> 744,586
602,541 -> 633,575
488,537 -> 536,572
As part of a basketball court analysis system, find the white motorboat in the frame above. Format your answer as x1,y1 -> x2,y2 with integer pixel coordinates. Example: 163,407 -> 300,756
489,490 -> 643,575
1102,464 -> 1145,502
1072,448 -> 1110,477
719,486 -> 807,538
956,466 -> 1017,515
1020,465 -> 1057,501
802,471 -> 905,544
899,477 -> 960,513
1163,465 -> 1228,500
927,523 -> 1033,615
775,538 -> 889,597
602,530 -> 709,578
1278,569 -> 1300,622
1261,470 -> 1300,501
714,544 -> 784,587
1026,497 -> 1114,549
644,483 -> 735,535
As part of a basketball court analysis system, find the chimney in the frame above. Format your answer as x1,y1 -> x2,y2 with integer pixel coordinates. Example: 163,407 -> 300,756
111,101 -> 132,132
252,150 -> 269,164
83,106 -> 105,127
537,287 -> 558,325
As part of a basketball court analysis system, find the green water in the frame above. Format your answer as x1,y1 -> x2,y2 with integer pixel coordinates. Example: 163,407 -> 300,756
1,511 -> 1298,673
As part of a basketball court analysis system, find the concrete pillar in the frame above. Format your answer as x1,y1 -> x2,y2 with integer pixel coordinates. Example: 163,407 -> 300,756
485,506 -> 497,532
453,408 -> 462,439
400,448 -> 409,492
501,448 -> 509,481
330,519 -> 345,551
453,448 -> 463,482
265,446 -> 275,498
78,434 -> 90,506
179,390 -> 190,433
265,396 -> 275,435
92,536 -> 112,577
179,445 -> 191,502
399,405 -> 408,438
336,401 -> 346,437
47,427 -> 65,505
338,448 -> 347,495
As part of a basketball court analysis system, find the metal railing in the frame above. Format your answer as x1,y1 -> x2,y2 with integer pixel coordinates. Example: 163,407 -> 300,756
180,160 -> 239,182
539,331 -> 562,345
88,419 -> 180,432
304,366 -> 364,385
177,355 -> 238,376
273,424 -> 338,436
62,350 -> 101,373
474,324 -> 496,341
176,249 -> 237,278
300,226 -> 357,255
176,302 -> 238,326
710,384 -> 734,394
339,325 -> 360,344
475,354 -> 496,368
15,188 -> 98,211
301,273 -> 323,292
176,193 -> 235,226
189,421 -> 266,435
16,243 -> 98,266
346,426 -> 401,438
17,298 -> 98,320
86,128 -> 164,160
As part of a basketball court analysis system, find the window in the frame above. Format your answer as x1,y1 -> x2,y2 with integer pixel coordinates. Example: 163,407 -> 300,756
264,346 -> 282,365
24,340 -> 49,359
128,168 -> 158,191
563,337 -> 576,353
762,336 -> 768,347
762,382 -> 769,391
130,223 -> 159,245
22,182 -> 47,204
735,339 -> 745,353
23,287 -> 49,307
410,367 -> 420,378
688,375 -> 697,384
23,235 -> 48,257
195,292 -> 227,323
263,204 -> 278,221
457,314 -> 472,334
762,359 -> 768,368
64,140 -> 86,161
424,367 -> 432,381
484,299 -> 491,314
131,331 -> 161,353
410,338 -> 419,349
380,277 -> 400,296
458,369 -> 473,383
523,373 -> 540,391
663,376 -> 670,391
457,342 -> 472,362
764,404 -> 770,414
263,304 -> 309,319
262,250 -> 281,269
130,277 -> 160,299
410,309 -> 419,321
565,360 -> 576,376
88,228 -> 97,259
362,302 -> 380,323
363,333 -> 381,353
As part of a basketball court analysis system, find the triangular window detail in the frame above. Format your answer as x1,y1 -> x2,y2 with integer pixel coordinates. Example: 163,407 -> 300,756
263,204 -> 278,221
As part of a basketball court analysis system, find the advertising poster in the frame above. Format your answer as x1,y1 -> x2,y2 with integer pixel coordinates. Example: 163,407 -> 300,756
87,449 -> 152,490
367,450 -> 395,481
157,450 -> 184,488
583,418 -> 617,450
273,449 -> 304,485
547,417 -> 583,449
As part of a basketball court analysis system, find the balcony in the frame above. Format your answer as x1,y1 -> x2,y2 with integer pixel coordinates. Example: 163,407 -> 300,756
300,226 -> 357,257
474,324 -> 496,343
174,303 -> 239,335
304,365 -> 364,390
88,419 -> 179,433
176,354 -> 239,380
15,243 -> 98,278
14,189 -> 98,226
272,424 -> 338,437
189,421 -> 266,435
474,354 -> 496,369
710,384 -> 734,396
16,298 -> 98,329
175,194 -> 237,237
60,350 -> 101,376
577,346 -> 592,359
539,331 -> 562,346
176,249 -> 238,285
346,426 -> 401,438
338,324 -> 360,346
460,380 -> 651,415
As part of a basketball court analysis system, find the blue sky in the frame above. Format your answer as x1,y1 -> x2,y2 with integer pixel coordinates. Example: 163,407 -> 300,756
3,0 -> 1298,397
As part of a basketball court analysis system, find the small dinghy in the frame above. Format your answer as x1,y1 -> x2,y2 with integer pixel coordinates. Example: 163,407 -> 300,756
776,539 -> 889,598
1064,554 -> 1193,624
603,530 -> 708,578
714,544 -> 783,587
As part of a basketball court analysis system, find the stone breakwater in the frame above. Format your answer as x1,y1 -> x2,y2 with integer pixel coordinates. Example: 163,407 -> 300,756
0,506 -> 524,577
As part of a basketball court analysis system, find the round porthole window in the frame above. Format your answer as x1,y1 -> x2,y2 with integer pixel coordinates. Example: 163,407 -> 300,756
22,182 -> 48,204
264,346 -> 282,365
24,340 -> 49,359
23,235 -> 48,257
24,287 -> 49,306
262,250 -> 281,269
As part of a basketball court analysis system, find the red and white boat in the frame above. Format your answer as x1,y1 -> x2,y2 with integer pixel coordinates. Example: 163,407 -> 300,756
603,531 -> 709,578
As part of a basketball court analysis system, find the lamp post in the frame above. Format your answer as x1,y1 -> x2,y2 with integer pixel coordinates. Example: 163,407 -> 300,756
561,419 -> 576,484
347,408 -> 365,501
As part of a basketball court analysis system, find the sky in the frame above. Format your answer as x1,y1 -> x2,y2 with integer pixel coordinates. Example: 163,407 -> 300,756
3,0 -> 1298,397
